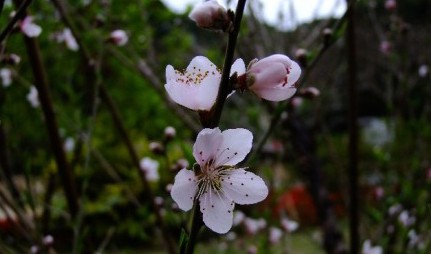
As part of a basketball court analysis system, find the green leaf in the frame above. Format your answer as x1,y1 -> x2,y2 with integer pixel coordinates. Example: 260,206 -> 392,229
179,228 -> 189,254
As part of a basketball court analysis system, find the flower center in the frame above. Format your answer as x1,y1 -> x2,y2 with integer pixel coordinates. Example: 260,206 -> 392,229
195,159 -> 231,199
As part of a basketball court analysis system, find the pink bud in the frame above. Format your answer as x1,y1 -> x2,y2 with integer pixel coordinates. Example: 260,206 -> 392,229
245,54 -> 301,101
20,16 -> 42,38
110,30 -> 128,46
385,0 -> 397,11
380,41 -> 392,55
188,0 -> 230,31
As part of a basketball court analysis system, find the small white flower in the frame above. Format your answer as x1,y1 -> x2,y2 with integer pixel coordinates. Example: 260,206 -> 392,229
362,240 -> 383,254
20,16 -> 42,38
54,28 -> 79,51
165,56 -> 245,111
244,217 -> 266,235
399,210 -> 416,227
42,235 -> 54,246
170,128 -> 268,233
281,217 -> 299,232
30,246 -> 39,254
418,65 -> 428,77
63,137 -> 75,152
1,68 -> 13,87
110,29 -> 128,46
27,86 -> 40,108
164,126 -> 176,139
140,157 -> 159,182
269,226 -> 283,244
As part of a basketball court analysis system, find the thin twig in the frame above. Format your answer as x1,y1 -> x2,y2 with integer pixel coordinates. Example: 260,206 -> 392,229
49,1 -> 177,253
0,0 -> 33,43
12,0 -> 79,218
346,0 -> 359,253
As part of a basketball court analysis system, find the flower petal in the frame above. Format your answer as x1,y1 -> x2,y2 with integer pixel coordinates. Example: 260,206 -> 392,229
193,128 -> 223,166
230,58 -> 246,77
200,188 -> 234,234
215,128 -> 253,166
287,60 -> 301,87
171,169 -> 198,211
165,65 -> 201,110
252,85 -> 297,102
196,74 -> 220,110
221,168 -> 268,205
252,62 -> 287,89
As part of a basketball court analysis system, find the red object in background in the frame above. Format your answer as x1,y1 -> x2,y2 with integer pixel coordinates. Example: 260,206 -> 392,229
0,217 -> 14,232
276,184 -> 318,225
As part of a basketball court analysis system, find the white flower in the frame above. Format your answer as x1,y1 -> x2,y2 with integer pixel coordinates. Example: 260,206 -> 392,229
269,227 -> 283,244
1,68 -> 12,87
27,86 -> 40,108
54,28 -> 79,51
398,210 -> 416,227
244,217 -> 266,235
42,235 -> 54,246
281,217 -> 299,232
110,29 -> 128,46
418,65 -> 428,77
20,16 -> 42,38
63,137 -> 75,152
140,157 -> 159,182
170,128 -> 268,233
165,56 -> 245,111
362,240 -> 383,254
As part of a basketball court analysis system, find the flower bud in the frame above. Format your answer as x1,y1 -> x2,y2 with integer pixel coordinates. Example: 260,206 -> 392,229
149,142 -> 164,155
298,87 -> 320,99
1,53 -> 21,65
385,0 -> 396,11
295,48 -> 308,68
109,29 -> 128,46
244,54 -> 301,101
1,68 -> 13,87
380,40 -> 392,55
188,0 -> 231,32
43,235 -> 54,246
164,126 -> 176,140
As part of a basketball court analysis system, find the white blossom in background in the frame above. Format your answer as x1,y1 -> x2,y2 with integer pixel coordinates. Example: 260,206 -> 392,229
42,235 -> 54,246
398,210 -> 416,227
418,65 -> 428,77
362,240 -> 383,254
240,54 -> 301,101
170,128 -> 268,233
164,126 -> 176,139
30,246 -> 39,254
244,217 -> 267,235
0,68 -> 12,87
27,86 -> 40,108
188,0 -> 230,31
140,157 -> 160,182
388,203 -> 402,216
54,28 -> 79,51
63,137 -> 75,152
281,217 -> 299,232
109,29 -> 128,46
20,16 -> 42,38
269,227 -> 283,244
165,56 -> 245,111
233,210 -> 245,226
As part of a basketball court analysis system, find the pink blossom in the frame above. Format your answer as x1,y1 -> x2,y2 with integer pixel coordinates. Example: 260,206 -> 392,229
269,227 -> 283,244
244,54 -> 301,101
20,16 -> 42,38
380,41 -> 392,55
385,0 -> 397,11
189,0 -> 230,31
170,128 -> 268,233
1,68 -> 12,87
110,30 -> 128,46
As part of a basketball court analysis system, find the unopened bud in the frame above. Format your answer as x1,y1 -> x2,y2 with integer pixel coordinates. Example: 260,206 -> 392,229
109,30 -> 128,46
188,0 -> 231,32
299,87 -> 320,99
149,142 -> 164,155
295,48 -> 308,68
322,28 -> 333,47
380,40 -> 392,55
385,0 -> 396,11
2,54 -> 21,65
164,126 -> 176,140
30,246 -> 39,254
154,196 -> 164,206
43,235 -> 54,246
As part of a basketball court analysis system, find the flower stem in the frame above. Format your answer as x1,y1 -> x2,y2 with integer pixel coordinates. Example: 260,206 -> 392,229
184,201 -> 202,254
207,0 -> 247,128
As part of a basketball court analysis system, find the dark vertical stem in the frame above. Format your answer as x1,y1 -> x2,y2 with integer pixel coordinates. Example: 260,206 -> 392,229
207,0 -> 247,128
99,88 -> 177,254
0,0 -> 33,43
0,123 -> 22,207
184,201 -> 202,254
12,0 -> 79,218
346,0 -> 359,253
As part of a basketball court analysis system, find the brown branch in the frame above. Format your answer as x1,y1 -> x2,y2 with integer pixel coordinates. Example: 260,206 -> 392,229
0,0 -> 33,43
49,1 -> 177,253
12,0 -> 79,218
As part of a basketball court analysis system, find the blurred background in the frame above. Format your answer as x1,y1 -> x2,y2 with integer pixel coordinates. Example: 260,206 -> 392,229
0,0 -> 430,253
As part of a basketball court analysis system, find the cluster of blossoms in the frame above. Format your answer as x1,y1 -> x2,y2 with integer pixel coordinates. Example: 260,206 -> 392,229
165,0 -> 301,235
